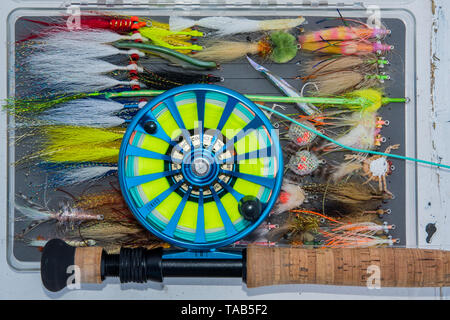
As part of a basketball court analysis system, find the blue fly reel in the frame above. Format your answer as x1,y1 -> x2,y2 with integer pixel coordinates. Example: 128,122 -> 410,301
118,84 -> 283,251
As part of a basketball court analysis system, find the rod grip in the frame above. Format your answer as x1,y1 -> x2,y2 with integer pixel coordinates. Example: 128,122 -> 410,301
245,246 -> 450,288
74,246 -> 103,284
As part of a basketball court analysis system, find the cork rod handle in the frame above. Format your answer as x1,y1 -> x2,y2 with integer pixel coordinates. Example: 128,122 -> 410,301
74,247 -> 104,284
246,246 -> 450,288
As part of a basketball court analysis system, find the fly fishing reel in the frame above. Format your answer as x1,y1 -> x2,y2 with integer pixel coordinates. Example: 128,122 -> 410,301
118,84 -> 283,250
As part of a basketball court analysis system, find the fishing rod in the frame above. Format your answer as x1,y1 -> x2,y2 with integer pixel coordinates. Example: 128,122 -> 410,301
41,239 -> 450,291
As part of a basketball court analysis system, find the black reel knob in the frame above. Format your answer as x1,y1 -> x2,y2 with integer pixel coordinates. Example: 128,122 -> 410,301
238,196 -> 262,222
143,121 -> 158,134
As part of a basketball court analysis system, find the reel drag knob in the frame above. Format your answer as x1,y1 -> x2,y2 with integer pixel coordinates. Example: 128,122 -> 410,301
143,120 -> 158,134
239,196 -> 262,222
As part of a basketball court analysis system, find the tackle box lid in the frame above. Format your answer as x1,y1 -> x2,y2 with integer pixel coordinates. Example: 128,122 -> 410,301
8,0 -> 418,7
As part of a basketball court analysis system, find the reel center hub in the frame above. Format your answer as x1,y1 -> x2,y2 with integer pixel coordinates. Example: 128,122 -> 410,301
192,157 -> 210,177
182,149 -> 219,187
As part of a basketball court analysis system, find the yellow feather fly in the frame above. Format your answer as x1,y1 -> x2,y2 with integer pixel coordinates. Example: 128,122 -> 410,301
17,126 -> 125,164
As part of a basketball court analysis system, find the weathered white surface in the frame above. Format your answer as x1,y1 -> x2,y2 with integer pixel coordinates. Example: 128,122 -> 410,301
0,0 -> 449,299
417,0 -> 450,250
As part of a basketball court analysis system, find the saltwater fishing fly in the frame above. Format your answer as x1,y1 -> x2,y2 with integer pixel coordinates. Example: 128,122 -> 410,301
169,16 -> 306,35
287,150 -> 325,176
299,26 -> 391,43
23,15 -> 204,53
194,31 -> 299,63
15,193 -> 104,236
